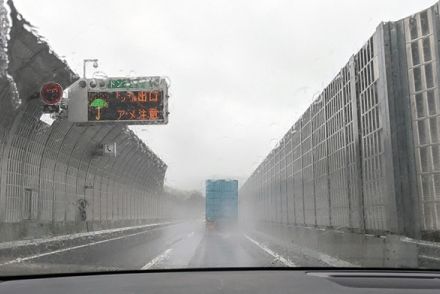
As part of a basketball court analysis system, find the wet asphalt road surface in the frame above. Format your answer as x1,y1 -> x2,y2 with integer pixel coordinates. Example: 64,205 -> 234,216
0,221 -> 325,275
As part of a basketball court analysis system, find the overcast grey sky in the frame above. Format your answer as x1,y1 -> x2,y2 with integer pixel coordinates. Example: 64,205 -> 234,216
14,0 -> 436,191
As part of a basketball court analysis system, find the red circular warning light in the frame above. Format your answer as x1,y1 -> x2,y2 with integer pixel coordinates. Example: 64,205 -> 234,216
40,82 -> 63,105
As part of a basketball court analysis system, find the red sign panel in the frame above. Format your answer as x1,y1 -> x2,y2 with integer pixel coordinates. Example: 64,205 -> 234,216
40,82 -> 63,105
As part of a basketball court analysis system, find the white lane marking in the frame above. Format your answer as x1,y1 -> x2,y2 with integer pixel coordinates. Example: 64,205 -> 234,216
141,231 -> 195,269
0,221 -> 176,250
251,231 -> 356,267
244,234 -> 297,267
141,249 -> 173,270
420,254 -> 440,262
0,226 -> 168,267
315,251 -> 356,267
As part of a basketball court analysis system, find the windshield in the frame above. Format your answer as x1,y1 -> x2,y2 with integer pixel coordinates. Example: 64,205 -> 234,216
0,0 -> 439,276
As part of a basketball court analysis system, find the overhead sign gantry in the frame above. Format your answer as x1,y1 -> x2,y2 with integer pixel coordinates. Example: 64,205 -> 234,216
66,76 -> 169,125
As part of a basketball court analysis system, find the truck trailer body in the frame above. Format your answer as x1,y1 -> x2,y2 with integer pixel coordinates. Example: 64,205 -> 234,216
205,179 -> 238,229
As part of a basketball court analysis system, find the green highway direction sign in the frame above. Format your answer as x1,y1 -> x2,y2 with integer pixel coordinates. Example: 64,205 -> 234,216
67,77 -> 169,125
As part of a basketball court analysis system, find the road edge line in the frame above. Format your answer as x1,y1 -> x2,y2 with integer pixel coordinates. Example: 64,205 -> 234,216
244,234 -> 296,267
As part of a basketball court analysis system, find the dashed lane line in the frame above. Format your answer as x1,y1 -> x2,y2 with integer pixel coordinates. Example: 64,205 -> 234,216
141,231 -> 195,270
141,249 -> 173,269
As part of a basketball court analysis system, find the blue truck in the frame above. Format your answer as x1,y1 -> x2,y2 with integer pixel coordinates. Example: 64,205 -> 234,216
205,179 -> 238,229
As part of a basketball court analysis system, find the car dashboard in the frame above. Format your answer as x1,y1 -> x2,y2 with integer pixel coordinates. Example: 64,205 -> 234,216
1,269 -> 440,294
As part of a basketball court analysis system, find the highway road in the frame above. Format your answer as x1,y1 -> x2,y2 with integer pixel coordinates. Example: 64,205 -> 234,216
0,221 -> 328,275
